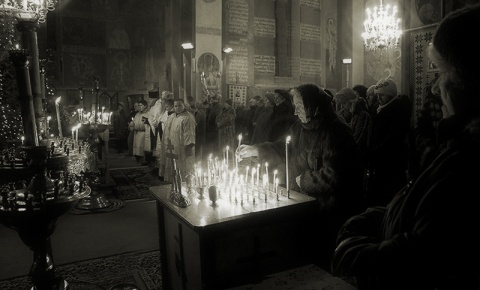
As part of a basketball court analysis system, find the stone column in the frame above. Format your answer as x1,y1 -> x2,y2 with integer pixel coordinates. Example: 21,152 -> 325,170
16,20 -> 46,138
9,50 -> 39,147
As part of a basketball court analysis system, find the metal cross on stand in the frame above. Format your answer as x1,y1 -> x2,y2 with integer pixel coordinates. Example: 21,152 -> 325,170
165,138 -> 191,208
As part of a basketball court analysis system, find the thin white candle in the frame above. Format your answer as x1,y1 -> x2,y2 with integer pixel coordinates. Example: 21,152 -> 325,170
245,166 -> 250,186
285,135 -> 291,197
251,168 -> 255,188
55,97 -> 63,137
275,177 -> 279,200
71,128 -> 74,140
273,169 -> 278,189
226,145 -> 229,169
256,163 -> 260,186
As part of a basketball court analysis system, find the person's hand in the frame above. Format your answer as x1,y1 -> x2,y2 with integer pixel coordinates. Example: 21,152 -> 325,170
295,175 -> 301,188
236,144 -> 258,161
185,144 -> 194,157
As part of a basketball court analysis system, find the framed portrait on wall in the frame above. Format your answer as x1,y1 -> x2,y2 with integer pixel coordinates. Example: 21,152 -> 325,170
409,0 -> 443,29
126,94 -> 144,111
67,90 -> 80,107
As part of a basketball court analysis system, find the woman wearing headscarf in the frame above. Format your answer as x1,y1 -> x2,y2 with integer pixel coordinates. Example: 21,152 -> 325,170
332,5 -> 480,290
236,83 -> 365,267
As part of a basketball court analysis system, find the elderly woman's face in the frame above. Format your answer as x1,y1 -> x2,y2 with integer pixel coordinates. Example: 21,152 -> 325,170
429,45 -> 455,118
290,88 -> 308,123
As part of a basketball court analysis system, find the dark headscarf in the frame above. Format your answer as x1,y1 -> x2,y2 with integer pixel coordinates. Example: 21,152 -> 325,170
295,84 -> 335,120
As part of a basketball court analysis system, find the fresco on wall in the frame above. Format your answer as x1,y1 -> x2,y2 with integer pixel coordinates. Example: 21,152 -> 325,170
198,52 -> 221,96
365,48 -> 402,87
107,50 -> 133,90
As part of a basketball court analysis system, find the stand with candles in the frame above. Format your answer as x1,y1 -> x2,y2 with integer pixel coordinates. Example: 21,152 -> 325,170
74,77 -> 114,211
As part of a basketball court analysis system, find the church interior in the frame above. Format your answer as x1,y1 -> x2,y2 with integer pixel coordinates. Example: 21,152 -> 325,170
1,0 -> 478,289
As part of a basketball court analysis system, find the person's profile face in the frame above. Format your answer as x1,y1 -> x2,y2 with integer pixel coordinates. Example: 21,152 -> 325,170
377,93 -> 393,105
290,88 -> 308,123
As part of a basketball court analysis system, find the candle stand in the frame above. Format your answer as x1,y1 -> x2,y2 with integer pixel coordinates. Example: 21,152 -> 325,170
0,146 -> 90,290
74,124 -> 113,210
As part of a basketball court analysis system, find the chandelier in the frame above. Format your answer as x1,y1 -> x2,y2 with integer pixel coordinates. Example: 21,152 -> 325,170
361,0 -> 402,50
0,0 -> 56,23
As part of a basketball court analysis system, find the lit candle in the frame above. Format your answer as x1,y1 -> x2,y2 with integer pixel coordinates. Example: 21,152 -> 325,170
238,134 -> 242,148
71,127 -> 74,140
285,135 -> 291,198
55,97 -> 63,137
275,177 -> 279,200
265,162 -> 269,188
251,167 -> 255,189
273,169 -> 278,188
102,106 -> 105,115
46,116 -> 51,136
21,136 -> 24,146
256,163 -> 260,186
226,145 -> 229,169
245,166 -> 249,186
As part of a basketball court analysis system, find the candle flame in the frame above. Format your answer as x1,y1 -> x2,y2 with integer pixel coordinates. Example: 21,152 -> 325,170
286,135 -> 291,143
55,96 -> 61,104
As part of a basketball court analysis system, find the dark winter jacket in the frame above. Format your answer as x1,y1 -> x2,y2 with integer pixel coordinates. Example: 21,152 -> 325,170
333,115 -> 480,290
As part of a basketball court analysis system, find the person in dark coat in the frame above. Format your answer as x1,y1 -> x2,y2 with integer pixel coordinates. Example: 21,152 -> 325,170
112,102 -> 128,153
268,89 -> 296,142
332,5 -> 480,290
250,93 -> 274,145
186,95 -> 206,163
366,78 -> 410,206
205,94 -> 223,156
236,83 -> 365,267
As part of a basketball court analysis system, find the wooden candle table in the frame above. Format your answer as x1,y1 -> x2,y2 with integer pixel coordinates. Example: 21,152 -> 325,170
149,183 -> 318,290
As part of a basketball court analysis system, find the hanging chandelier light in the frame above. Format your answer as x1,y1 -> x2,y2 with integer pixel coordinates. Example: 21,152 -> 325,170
1,0 -> 57,23
361,0 -> 402,50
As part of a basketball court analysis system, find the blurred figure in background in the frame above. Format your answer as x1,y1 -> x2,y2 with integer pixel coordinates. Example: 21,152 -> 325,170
112,102 -> 128,153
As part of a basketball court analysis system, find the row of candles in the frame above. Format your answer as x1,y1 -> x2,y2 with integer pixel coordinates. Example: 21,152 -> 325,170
190,133 -> 292,200
76,108 -> 113,125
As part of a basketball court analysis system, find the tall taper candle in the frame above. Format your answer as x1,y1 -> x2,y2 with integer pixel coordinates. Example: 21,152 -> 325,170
55,97 -> 63,137
285,135 -> 291,198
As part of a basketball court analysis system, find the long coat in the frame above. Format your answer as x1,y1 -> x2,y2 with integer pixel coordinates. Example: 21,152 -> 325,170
132,111 -> 147,156
333,115 -> 480,290
162,111 -> 196,182
254,114 -> 365,264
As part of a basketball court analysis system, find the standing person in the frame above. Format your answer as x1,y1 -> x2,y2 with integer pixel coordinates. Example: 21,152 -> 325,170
352,84 -> 368,103
269,89 -> 296,142
142,95 -> 160,167
154,97 -> 174,180
216,97 -> 236,155
333,5 -> 480,290
366,78 -> 411,206
250,93 -> 274,145
334,87 -> 357,124
132,100 -> 148,165
236,83 -> 365,267
365,84 -> 379,118
186,95 -> 206,163
205,93 -> 223,156
349,97 -> 372,187
162,99 -> 196,182
126,101 -> 139,156
242,96 -> 258,144
112,102 -> 128,153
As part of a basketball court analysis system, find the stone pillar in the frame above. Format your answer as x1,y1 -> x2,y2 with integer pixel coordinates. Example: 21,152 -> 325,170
16,20 -> 46,138
9,50 -> 39,147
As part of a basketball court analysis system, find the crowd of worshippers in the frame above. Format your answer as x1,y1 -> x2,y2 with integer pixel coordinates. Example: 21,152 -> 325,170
110,4 -> 480,289
114,76 -> 448,210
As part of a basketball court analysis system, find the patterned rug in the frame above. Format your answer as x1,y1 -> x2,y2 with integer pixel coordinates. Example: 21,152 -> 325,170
0,250 -> 162,290
0,250 -> 357,290
109,167 -> 170,201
